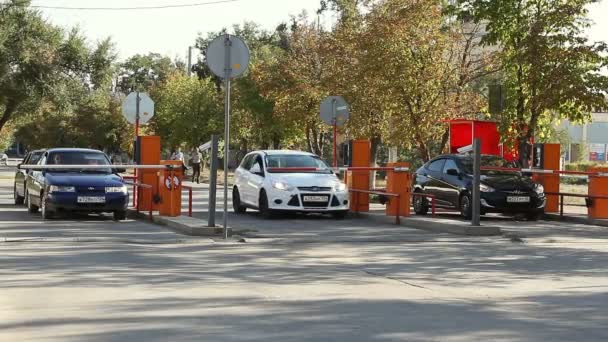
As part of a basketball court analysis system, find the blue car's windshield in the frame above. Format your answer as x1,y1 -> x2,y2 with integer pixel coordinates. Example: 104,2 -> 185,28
46,152 -> 112,174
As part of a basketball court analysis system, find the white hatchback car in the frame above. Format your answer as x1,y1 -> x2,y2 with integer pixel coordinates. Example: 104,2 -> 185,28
233,150 -> 350,218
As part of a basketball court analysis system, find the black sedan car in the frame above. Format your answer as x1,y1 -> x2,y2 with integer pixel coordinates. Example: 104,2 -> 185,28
413,154 -> 546,219
24,148 -> 129,220
13,149 -> 46,205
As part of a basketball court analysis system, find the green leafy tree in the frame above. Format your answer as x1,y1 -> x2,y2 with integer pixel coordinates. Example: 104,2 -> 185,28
456,0 -> 608,164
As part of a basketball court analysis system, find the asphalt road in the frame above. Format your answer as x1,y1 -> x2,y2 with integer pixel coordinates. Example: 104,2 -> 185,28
1,168 -> 607,341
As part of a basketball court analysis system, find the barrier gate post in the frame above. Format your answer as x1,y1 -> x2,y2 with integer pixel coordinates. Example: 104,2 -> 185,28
385,162 -> 410,218
589,167 -> 608,219
159,160 -> 183,217
347,140 -> 371,212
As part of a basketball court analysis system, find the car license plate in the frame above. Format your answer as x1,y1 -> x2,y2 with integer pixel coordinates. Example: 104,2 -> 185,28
507,196 -> 530,203
77,196 -> 106,203
303,195 -> 328,202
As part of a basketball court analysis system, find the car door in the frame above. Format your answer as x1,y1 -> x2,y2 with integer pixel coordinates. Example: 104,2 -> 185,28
14,152 -> 31,197
235,154 -> 254,204
245,154 -> 265,206
440,158 -> 462,208
424,158 -> 448,206
28,153 -> 47,206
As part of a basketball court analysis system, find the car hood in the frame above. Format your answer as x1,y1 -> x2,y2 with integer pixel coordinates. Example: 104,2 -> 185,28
46,172 -> 124,187
480,174 -> 536,191
269,173 -> 341,187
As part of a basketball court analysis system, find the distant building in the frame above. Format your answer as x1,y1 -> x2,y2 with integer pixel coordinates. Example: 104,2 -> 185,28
559,112 -> 608,163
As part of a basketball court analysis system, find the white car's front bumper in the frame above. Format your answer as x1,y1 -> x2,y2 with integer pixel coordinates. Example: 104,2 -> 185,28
266,187 -> 350,212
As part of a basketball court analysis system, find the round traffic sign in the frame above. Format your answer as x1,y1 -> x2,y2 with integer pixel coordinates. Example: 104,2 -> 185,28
320,96 -> 349,127
122,92 -> 155,125
206,34 -> 250,79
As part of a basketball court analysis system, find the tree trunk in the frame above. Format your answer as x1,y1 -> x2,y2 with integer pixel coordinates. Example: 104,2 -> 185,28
369,135 -> 382,189
437,127 -> 450,155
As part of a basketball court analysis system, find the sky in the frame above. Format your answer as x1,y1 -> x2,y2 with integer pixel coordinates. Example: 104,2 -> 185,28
34,0 -> 327,60
33,0 -> 608,61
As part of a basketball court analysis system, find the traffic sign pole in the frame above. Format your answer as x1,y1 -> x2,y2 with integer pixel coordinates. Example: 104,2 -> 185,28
223,35 -> 232,240
332,99 -> 337,168
134,91 -> 141,208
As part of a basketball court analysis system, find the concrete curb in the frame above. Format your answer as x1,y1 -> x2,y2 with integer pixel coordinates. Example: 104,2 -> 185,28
356,212 -> 502,236
543,213 -> 608,227
127,209 -> 231,237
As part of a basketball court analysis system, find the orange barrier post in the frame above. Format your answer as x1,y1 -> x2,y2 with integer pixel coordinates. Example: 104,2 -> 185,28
137,136 -> 161,212
347,140 -> 371,212
385,162 -> 411,218
534,144 -> 560,213
159,160 -> 183,217
588,167 -> 608,219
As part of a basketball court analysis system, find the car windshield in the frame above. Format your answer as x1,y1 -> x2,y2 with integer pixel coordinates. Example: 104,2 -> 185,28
460,156 -> 519,176
46,151 -> 112,173
266,154 -> 332,173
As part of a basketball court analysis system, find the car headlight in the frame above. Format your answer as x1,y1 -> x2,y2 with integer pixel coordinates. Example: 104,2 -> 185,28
534,184 -> 544,194
334,182 -> 347,192
49,185 -> 75,193
480,183 -> 495,193
272,180 -> 294,191
106,185 -> 128,193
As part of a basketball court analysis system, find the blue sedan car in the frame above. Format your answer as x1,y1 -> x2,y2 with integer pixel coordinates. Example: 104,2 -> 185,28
25,148 -> 129,220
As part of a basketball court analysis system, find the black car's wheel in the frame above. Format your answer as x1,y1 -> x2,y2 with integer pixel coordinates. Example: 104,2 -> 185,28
258,190 -> 272,219
331,210 -> 349,219
113,210 -> 127,221
459,193 -> 472,220
413,189 -> 429,215
232,187 -> 246,214
26,190 -> 39,213
13,184 -> 24,205
40,191 -> 54,220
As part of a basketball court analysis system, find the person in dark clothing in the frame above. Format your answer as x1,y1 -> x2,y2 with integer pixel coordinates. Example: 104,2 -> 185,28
190,148 -> 202,183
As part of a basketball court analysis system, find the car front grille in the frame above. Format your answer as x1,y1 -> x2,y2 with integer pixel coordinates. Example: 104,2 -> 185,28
298,186 -> 332,192
76,186 -> 105,194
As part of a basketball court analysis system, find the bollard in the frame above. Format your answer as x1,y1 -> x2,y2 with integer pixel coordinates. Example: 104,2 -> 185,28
588,167 -> 608,219
385,162 -> 410,218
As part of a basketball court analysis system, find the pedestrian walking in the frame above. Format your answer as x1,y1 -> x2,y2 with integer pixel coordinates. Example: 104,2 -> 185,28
190,148 -> 202,183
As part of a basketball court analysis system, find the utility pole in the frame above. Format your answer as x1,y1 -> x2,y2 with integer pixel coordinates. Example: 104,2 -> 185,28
187,46 -> 193,77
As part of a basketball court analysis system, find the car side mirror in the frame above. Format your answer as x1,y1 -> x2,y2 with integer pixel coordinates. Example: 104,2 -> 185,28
17,163 -> 22,169
446,169 -> 459,176
113,167 -> 127,174
254,171 -> 265,177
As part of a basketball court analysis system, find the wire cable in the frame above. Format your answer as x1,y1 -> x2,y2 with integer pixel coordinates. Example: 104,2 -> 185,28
27,0 -> 240,11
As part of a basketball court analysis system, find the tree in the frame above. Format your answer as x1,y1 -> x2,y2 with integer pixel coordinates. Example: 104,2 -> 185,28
456,0 -> 608,165
0,1 -> 64,134
151,73 -> 223,149
117,53 -> 183,93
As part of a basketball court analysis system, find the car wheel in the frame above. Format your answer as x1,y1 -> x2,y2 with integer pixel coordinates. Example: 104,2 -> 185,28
331,210 -> 349,219
413,190 -> 429,215
232,187 -> 246,214
14,183 -> 24,205
113,210 -> 127,221
41,191 -> 54,220
26,190 -> 39,213
258,190 -> 273,219
459,193 -> 472,220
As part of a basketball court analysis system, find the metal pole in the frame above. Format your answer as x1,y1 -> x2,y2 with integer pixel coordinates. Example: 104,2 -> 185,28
187,46 -> 193,77
208,135 -> 219,227
134,92 -> 140,208
332,99 -> 337,168
223,35 -> 232,239
472,138 -> 481,226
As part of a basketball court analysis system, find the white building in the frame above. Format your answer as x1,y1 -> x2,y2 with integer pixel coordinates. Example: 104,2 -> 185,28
560,112 -> 608,163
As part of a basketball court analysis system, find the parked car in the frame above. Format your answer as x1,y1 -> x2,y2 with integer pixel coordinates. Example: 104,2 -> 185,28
24,148 -> 129,220
232,150 -> 349,219
13,149 -> 46,205
413,154 -> 546,220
